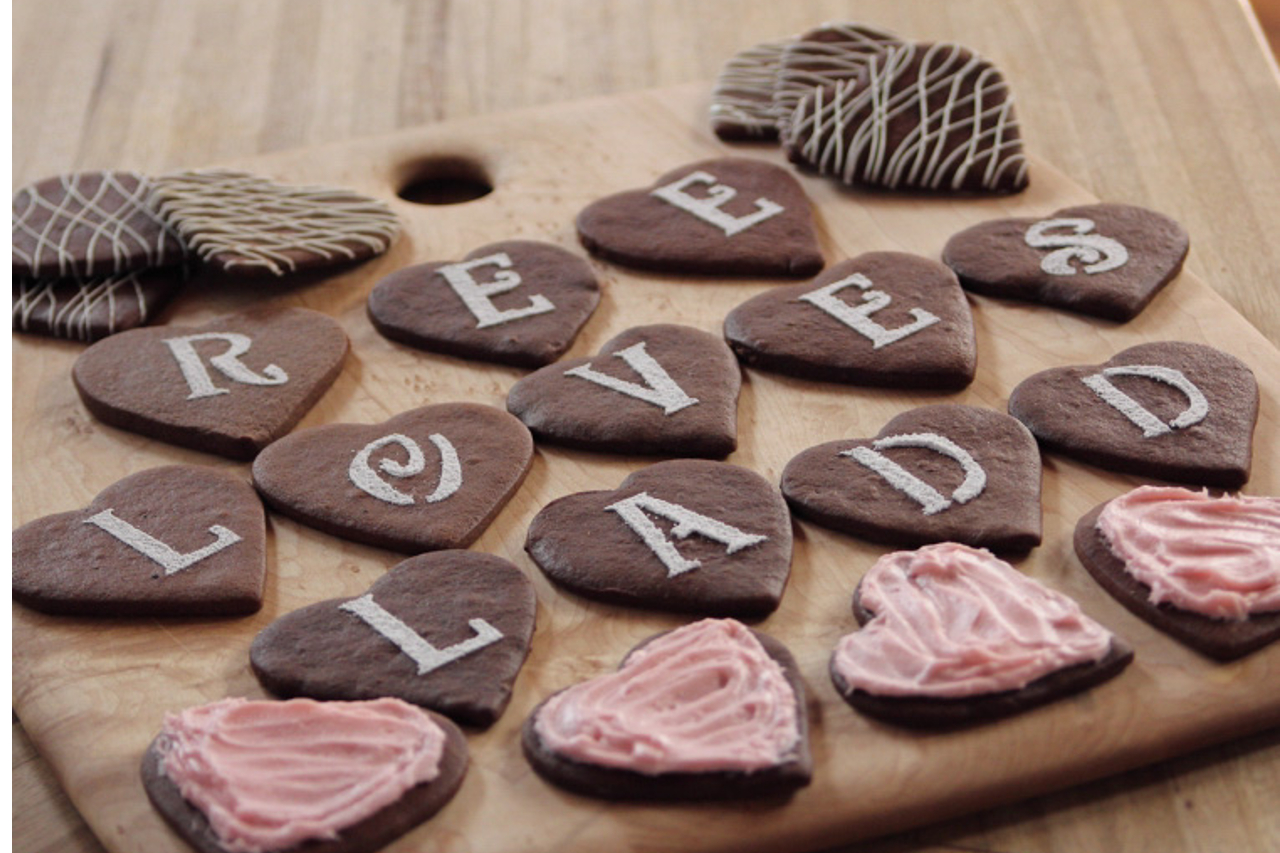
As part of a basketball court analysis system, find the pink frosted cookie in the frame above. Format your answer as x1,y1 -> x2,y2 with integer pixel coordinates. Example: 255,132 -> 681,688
1075,486 -> 1280,660
142,697 -> 467,853
523,618 -> 812,800
830,543 -> 1132,727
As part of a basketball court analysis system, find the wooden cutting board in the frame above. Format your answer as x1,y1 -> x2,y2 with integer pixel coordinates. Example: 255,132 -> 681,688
12,83 -> 1280,853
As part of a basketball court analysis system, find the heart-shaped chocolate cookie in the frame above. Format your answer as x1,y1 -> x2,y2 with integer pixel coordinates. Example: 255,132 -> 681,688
523,618 -> 812,800
73,306 -> 348,460
724,251 -> 976,389
1008,341 -> 1259,488
13,465 -> 266,617
772,22 -> 902,127
783,42 -> 1029,194
143,697 -> 468,853
506,323 -> 741,457
709,38 -> 792,140
526,459 -> 792,616
148,169 -> 400,277
576,157 -> 823,277
13,266 -> 186,342
831,543 -> 1133,728
781,404 -> 1042,552
252,403 -> 532,553
367,239 -> 600,368
1074,487 -> 1280,660
12,171 -> 188,278
251,550 -> 536,727
942,203 -> 1189,321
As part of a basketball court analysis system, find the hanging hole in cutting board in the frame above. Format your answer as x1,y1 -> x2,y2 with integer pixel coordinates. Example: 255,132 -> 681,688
396,156 -> 494,205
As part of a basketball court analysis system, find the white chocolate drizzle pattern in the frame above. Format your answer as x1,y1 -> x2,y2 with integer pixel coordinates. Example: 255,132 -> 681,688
709,38 -> 793,138
783,42 -> 1029,193
147,169 -> 400,277
774,22 -> 901,128
12,269 -> 181,342
11,171 -> 186,277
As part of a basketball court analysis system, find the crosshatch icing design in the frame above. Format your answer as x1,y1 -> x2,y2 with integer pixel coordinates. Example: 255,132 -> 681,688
783,41 -> 1029,193
773,22 -> 901,126
147,168 -> 400,276
12,171 -> 187,278
12,268 -> 183,342
709,38 -> 792,140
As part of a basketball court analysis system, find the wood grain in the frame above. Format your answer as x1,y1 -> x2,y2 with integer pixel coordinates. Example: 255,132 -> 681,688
12,84 -> 1280,853
11,1 -> 1280,853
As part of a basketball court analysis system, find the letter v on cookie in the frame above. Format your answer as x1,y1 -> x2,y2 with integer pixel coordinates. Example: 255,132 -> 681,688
781,404 -> 1043,552
506,323 -> 742,457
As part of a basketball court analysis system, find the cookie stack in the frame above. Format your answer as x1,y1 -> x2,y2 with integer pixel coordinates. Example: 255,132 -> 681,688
711,22 -> 1029,194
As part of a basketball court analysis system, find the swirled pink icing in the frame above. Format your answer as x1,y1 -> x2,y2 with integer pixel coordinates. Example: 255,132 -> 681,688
157,697 -> 446,853
533,618 -> 800,775
1097,485 -> 1280,620
832,543 -> 1114,697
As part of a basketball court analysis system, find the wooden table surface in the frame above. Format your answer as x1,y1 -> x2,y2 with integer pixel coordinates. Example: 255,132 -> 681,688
11,1 -> 1280,851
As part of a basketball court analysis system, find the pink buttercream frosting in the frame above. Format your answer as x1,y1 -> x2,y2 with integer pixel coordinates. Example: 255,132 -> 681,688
1097,485 -> 1280,621
832,543 -> 1114,698
157,697 -> 446,853
533,618 -> 800,775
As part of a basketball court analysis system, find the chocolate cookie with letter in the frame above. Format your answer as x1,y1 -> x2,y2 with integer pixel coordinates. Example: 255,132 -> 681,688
831,543 -> 1133,728
783,42 -> 1028,193
523,618 -> 812,800
525,459 -> 792,616
576,157 -> 823,277
251,550 -> 536,727
781,404 -> 1042,552
506,323 -> 741,457
72,306 -> 348,460
367,240 -> 600,368
724,251 -> 976,389
252,403 -> 533,553
12,170 -> 187,278
142,697 -> 468,853
1074,486 -> 1280,660
1007,341 -> 1258,488
12,466 -> 266,617
942,203 -> 1189,320
148,168 -> 400,277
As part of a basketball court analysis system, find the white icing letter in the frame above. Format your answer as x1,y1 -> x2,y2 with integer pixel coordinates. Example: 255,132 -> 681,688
1081,365 -> 1209,438
436,252 -> 556,329
1024,218 -> 1129,276
338,594 -> 503,676
83,509 -> 242,575
605,491 -> 768,577
348,433 -> 462,506
650,170 -> 784,236
564,341 -> 699,415
798,272 -> 940,349
842,432 -> 987,516
162,333 -> 289,400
